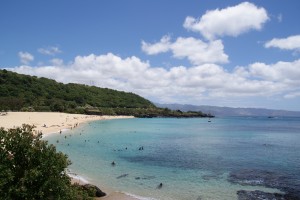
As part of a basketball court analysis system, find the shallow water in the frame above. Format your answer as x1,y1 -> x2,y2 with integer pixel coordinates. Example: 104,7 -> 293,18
46,117 -> 300,200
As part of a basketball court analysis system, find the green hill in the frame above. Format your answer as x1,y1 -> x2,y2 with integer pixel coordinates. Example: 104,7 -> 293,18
0,69 -> 212,118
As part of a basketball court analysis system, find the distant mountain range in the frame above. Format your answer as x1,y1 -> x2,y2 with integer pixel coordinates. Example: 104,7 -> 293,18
155,103 -> 300,117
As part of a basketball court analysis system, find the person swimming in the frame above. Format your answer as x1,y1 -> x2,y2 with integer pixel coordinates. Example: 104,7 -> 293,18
157,183 -> 163,189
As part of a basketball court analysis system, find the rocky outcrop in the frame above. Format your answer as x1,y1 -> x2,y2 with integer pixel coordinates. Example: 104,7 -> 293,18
228,169 -> 284,188
82,184 -> 106,197
237,190 -> 285,200
228,169 -> 300,200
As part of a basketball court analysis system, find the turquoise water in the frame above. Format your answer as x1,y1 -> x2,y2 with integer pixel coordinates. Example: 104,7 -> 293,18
46,117 -> 300,200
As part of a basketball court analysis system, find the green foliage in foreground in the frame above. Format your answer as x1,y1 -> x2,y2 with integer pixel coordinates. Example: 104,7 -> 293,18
0,125 -> 94,200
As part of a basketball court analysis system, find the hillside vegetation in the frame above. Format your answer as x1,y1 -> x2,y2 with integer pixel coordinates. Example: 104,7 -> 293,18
0,69 -> 212,118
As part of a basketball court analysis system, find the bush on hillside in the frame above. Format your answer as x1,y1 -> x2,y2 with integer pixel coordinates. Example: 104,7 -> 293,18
0,124 -> 94,200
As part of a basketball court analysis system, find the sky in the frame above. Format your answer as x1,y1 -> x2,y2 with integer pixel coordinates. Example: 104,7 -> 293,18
1,0 -> 300,111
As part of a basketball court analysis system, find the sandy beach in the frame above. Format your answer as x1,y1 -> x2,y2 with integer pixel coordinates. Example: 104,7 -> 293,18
0,112 -> 138,200
0,112 -> 133,135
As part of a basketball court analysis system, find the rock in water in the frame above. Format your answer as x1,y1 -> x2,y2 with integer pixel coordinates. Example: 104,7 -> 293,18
117,174 -> 129,179
229,169 -> 300,200
237,190 -> 285,200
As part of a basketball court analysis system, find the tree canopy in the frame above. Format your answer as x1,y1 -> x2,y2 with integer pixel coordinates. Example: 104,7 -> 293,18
0,69 -> 154,112
0,125 -> 93,200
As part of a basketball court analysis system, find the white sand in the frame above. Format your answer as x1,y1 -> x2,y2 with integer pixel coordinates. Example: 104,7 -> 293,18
0,112 -> 133,135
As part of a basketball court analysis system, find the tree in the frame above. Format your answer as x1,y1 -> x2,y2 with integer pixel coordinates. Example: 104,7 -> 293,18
0,125 -> 90,200
50,100 -> 65,112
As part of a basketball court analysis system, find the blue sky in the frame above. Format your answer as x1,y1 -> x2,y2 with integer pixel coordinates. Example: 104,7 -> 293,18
1,0 -> 300,111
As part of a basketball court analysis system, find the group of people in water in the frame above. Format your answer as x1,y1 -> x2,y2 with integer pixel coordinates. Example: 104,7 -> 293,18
58,127 -> 163,189
110,145 -> 163,189
138,146 -> 144,150
111,160 -> 163,189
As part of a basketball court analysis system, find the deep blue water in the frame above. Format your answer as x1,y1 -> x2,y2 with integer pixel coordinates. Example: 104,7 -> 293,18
46,117 -> 300,200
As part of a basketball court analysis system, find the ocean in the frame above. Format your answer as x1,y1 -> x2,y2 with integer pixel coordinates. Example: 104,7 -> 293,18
46,117 -> 300,200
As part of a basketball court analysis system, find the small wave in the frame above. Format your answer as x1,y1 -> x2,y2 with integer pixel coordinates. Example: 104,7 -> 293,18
42,128 -> 70,138
124,192 -> 158,200
60,128 -> 70,132
68,173 -> 89,184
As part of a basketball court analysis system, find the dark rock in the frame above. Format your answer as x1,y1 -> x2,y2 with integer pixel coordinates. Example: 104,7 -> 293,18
237,190 -> 285,200
283,189 -> 300,200
82,184 -> 106,197
141,175 -> 155,180
229,169 -> 300,200
228,169 -> 284,188
117,173 -> 129,179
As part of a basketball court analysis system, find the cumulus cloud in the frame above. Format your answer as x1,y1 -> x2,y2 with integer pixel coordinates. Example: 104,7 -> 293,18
232,60 -> 300,98
8,53 -> 300,104
183,2 -> 269,40
38,46 -> 62,55
247,60 -> 300,82
141,35 -> 171,55
265,35 -> 300,50
171,37 -> 228,64
142,36 -> 228,65
18,51 -> 34,64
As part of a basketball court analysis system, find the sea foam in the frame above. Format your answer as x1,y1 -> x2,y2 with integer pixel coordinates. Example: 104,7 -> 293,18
68,172 -> 90,184
124,192 -> 158,200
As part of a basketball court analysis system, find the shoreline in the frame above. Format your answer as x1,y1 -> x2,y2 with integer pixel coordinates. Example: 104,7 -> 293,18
0,112 -> 139,200
70,170 -> 155,200
0,112 -> 134,135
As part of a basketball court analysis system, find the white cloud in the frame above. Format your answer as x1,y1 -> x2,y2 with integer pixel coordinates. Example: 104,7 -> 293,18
8,53 -> 300,104
248,60 -> 300,83
265,35 -> 300,50
142,36 -> 228,65
18,51 -> 34,64
141,35 -> 171,55
171,37 -> 228,65
183,2 -> 269,40
38,46 -> 62,55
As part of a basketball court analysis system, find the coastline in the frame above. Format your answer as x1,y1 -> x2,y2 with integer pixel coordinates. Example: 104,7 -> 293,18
0,112 -> 139,200
70,173 -> 141,200
0,112 -> 134,135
